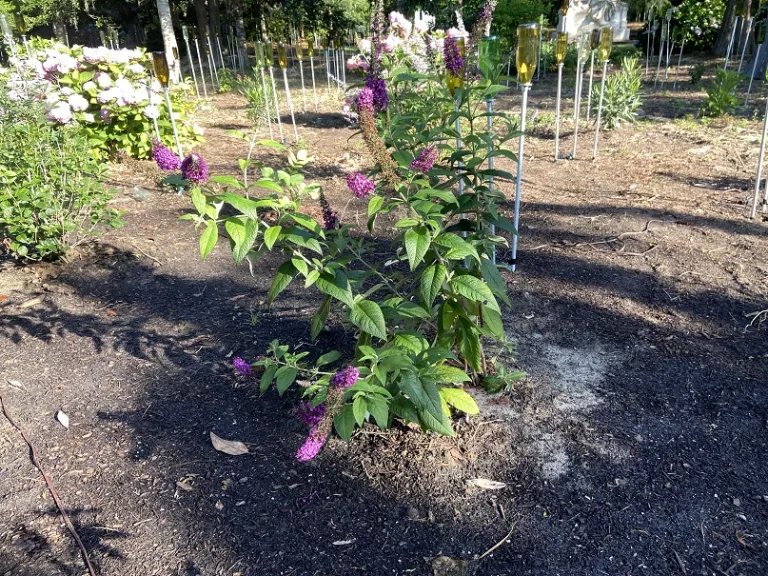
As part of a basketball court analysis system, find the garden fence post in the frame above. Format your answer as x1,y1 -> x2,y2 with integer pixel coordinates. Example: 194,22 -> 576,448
654,21 -> 666,88
746,43 -> 762,105
216,35 -> 225,69
206,34 -> 220,90
750,95 -> 768,219
297,43 -> 308,113
260,68 -> 274,140
325,48 -> 331,93
645,8 -> 653,76
592,60 -> 608,161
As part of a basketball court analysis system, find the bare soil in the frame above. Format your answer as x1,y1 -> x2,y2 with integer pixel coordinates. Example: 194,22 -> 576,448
1,59 -> 767,576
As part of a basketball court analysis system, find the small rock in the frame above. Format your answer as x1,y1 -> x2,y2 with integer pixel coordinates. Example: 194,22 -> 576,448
407,506 -> 420,520
432,556 -> 468,576
130,187 -> 152,202
733,498 -> 741,507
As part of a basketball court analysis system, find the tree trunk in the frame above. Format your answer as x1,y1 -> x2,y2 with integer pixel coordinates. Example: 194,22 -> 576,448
52,20 -> 67,44
193,0 -> 208,38
229,0 -> 245,42
715,0 -> 739,57
209,0 -> 221,39
155,0 -> 181,83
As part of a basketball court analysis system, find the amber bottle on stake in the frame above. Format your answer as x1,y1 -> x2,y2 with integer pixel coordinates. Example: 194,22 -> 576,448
516,23 -> 539,85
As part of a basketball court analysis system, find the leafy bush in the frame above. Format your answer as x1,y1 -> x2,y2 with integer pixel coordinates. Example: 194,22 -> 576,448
492,0 -> 547,41
217,67 -> 235,93
703,69 -> 739,116
0,40 -> 203,159
593,56 -> 643,130
610,44 -> 642,65
671,0 -> 726,52
0,90 -> 122,261
541,40 -> 579,74
690,62 -> 705,85
238,72 -> 269,125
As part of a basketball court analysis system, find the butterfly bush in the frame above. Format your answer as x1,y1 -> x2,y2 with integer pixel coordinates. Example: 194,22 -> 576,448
0,39 -> 203,159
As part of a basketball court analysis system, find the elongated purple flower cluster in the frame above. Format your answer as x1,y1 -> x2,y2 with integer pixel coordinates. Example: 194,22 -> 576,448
444,37 -> 464,74
152,139 -> 181,171
365,76 -> 389,112
319,190 -> 340,230
233,357 -> 252,376
357,87 -> 374,113
330,366 -> 360,390
181,153 -> 209,183
296,425 -> 328,461
410,146 -> 438,173
297,402 -> 326,426
346,173 -> 375,199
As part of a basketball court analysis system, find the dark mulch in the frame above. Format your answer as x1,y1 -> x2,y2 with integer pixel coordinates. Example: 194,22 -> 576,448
1,69 -> 767,576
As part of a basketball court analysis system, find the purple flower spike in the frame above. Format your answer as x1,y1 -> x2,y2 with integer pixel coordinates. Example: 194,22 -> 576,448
297,402 -> 326,426
296,424 -> 328,461
364,76 -> 389,111
357,87 -> 374,113
233,357 -> 251,376
346,173 -> 375,199
181,153 -> 209,183
330,366 -> 360,390
410,146 -> 438,174
152,139 -> 181,171
444,37 -> 464,75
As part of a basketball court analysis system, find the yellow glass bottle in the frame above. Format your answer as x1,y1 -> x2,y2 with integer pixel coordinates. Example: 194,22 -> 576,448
277,43 -> 288,69
560,0 -> 569,15
516,23 -> 539,85
151,52 -> 170,87
307,39 -> 315,58
14,11 -> 25,34
295,41 -> 304,61
555,32 -> 568,65
445,37 -> 465,96
598,27 -> 613,62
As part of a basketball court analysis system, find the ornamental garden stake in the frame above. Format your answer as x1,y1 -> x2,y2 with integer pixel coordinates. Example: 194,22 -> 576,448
13,12 -> 30,57
296,40 -> 308,113
215,34 -> 225,69
645,8 -> 653,76
725,16 -> 740,70
278,42 -> 299,143
152,52 -> 183,158
205,27 -> 220,90
586,28 -> 599,121
267,43 -> 285,143
554,31 -> 568,162
255,42 -> 274,141
192,27 -> 208,98
738,17 -> 754,73
480,35 -> 500,263
308,39 -> 319,112
511,23 -> 539,272
673,35 -> 686,90
592,27 -> 613,162
182,26 -> 200,98
746,23 -> 766,106
750,65 -> 768,218
572,30 -> 590,160
654,19 -> 666,88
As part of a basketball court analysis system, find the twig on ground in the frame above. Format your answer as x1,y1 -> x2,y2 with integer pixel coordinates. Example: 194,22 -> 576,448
673,550 -> 687,575
0,395 -> 97,576
476,519 -> 518,561
744,309 -> 768,331
132,245 -> 162,265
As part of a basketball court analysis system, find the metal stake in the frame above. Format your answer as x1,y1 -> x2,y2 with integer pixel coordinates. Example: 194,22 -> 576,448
654,21 -> 666,88
738,18 -> 753,74
193,38 -> 208,98
586,51 -> 595,121
555,62 -> 564,161
147,83 -> 161,140
259,67 -> 274,140
162,87 -> 183,158
216,35 -> 225,69
592,60 -> 608,161
325,49 -> 331,93
511,84 -> 531,272
645,9 -> 653,76
673,38 -> 686,90
310,53 -> 319,112
299,59 -> 308,113
746,43 -> 762,105
282,67 -> 299,143
206,36 -> 219,89
725,16 -> 740,70
573,58 -> 584,159
183,37 -> 200,98
750,95 -> 768,218
487,97 -> 496,264
268,66 -> 285,143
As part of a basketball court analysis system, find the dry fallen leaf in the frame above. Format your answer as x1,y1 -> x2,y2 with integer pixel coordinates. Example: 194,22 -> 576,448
56,410 -> 70,429
466,478 -> 506,490
6,379 -> 25,390
176,479 -> 194,492
210,431 -> 249,456
19,296 -> 44,309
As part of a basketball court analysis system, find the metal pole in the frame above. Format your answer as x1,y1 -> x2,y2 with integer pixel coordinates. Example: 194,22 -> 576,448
194,38 -> 208,98
259,67 -> 274,140
586,51 -> 595,121
216,36 -> 226,68
341,48 -> 347,86
506,53 -> 512,87
487,97 -> 496,264
738,18 -> 753,74
592,60 -> 608,161
282,67 -> 299,143
750,95 -> 768,218
325,49 -> 331,92
555,62 -> 563,161
269,66 -> 285,143
511,85 -> 530,272
746,43 -> 762,105
645,9 -> 653,76
455,100 -> 464,220
537,16 -> 543,81
725,16 -> 740,70
662,40 -> 675,85
207,36 -> 220,89
184,38 -> 200,98
147,83 -> 161,140
654,21 -> 665,88
310,54 -> 319,112
573,58 -> 584,159
299,60 -> 308,113
162,87 -> 183,158
673,38 -> 685,90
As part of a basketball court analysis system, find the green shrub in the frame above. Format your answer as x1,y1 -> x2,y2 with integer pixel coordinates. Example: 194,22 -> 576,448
593,56 -> 643,129
610,44 -> 642,65
0,91 -> 123,261
671,0 -> 726,52
541,40 -> 579,74
237,71 -> 269,125
703,69 -> 740,116
690,62 -> 705,85
217,67 -> 235,93
492,0 -> 548,42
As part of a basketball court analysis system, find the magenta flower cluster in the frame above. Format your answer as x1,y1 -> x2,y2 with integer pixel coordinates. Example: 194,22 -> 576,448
296,425 -> 328,461
330,366 -> 360,390
297,402 -> 326,426
181,153 -> 209,183
233,357 -> 252,376
357,87 -> 374,113
152,139 -> 180,171
410,146 -> 438,173
364,76 -> 389,111
346,173 -> 375,199
444,37 -> 464,75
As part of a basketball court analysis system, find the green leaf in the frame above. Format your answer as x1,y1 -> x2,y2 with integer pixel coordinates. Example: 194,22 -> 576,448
291,257 -> 309,276
352,396 -> 367,426
457,317 -> 483,372
404,227 -> 430,271
480,306 -> 504,340
210,175 -> 243,189
367,398 -> 389,430
260,364 -> 277,393
480,257 -> 511,306
291,212 -> 321,234
334,405 -> 356,442
394,217 -> 420,228
393,331 -> 430,354
389,395 -> 420,424
233,219 -> 259,264
349,300 -> 387,340
275,366 -> 298,395
316,350 -> 342,367
311,295 -> 331,341
304,269 -> 320,288
220,193 -> 273,219
367,195 -> 384,217
430,365 -> 472,384
267,261 -> 297,305
199,220 -> 218,259
316,271 -> 355,308
253,178 -> 284,193
439,388 -> 479,415
191,187 -> 206,215
263,225 -> 281,250
398,371 -> 444,422
420,263 -> 446,308
418,408 -> 455,436
451,275 -> 499,311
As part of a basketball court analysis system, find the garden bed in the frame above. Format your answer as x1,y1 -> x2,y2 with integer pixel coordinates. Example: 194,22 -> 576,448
1,73 -> 767,575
